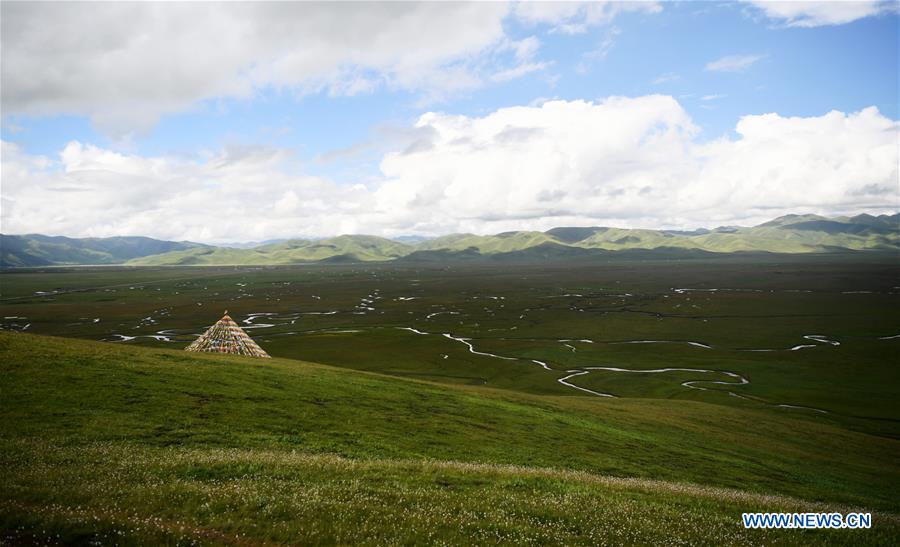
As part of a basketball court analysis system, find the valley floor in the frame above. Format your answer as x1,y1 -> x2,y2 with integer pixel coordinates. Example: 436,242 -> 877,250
2,255 -> 898,544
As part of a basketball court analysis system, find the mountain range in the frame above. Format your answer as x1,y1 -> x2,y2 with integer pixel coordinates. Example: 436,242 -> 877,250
0,234 -> 200,268
2,213 -> 897,267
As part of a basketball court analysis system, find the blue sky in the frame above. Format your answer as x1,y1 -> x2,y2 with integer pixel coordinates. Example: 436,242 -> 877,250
1,1 -> 898,242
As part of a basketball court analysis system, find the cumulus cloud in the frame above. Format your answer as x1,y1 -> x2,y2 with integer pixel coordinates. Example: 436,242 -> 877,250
743,0 -> 897,27
1,139 -> 373,243
3,98 -> 896,241
1,1 -> 656,138
373,99 -> 897,233
705,54 -> 765,72
1,2 -> 517,137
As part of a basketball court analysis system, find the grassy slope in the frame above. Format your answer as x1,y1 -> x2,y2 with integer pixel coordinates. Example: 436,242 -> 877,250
260,235 -> 413,262
415,231 -> 558,254
126,246 -> 281,266
2,332 -> 899,544
129,235 -> 414,265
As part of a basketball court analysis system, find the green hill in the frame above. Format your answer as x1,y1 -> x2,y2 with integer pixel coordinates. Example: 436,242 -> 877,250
129,235 -> 413,265
404,214 -> 898,259
255,235 -> 413,261
0,234 -> 199,267
544,226 -> 605,243
414,231 -> 558,254
1,332 -> 898,544
3,213 -> 898,267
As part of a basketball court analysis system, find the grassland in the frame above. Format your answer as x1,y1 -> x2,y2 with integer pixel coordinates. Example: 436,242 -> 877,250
1,253 -> 898,543
2,254 -> 897,430
2,332 -> 899,544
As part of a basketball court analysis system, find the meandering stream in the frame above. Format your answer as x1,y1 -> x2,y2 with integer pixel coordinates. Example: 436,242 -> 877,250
394,326 -> 831,413
84,301 -> 858,416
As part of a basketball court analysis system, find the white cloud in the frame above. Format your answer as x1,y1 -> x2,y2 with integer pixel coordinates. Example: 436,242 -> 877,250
491,62 -> 553,83
3,98 -> 896,241
0,2 -> 514,137
653,72 -> 680,85
1,2 -> 663,138
511,36 -> 541,61
743,0 -> 897,27
1,140 -> 370,243
515,1 -> 662,34
584,26 -> 622,60
705,54 -> 765,72
575,25 -> 622,74
701,94 -> 726,101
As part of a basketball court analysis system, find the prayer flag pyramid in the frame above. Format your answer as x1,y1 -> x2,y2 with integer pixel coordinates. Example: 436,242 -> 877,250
185,311 -> 271,358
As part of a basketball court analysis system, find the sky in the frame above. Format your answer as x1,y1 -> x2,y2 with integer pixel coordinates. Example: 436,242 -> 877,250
1,1 -> 898,244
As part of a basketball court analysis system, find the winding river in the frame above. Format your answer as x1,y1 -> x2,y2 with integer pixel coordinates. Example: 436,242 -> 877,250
85,303 -> 861,416
393,326 -> 830,413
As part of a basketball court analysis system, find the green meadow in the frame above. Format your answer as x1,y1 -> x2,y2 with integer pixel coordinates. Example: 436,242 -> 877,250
1,252 -> 899,543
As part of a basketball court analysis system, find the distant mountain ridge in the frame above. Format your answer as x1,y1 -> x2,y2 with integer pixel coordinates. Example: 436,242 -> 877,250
0,234 -> 200,268
2,213 -> 897,267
